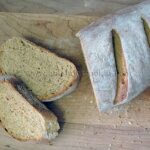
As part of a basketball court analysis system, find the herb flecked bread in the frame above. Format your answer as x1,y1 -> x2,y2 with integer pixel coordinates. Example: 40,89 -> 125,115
0,79 -> 60,141
0,37 -> 79,101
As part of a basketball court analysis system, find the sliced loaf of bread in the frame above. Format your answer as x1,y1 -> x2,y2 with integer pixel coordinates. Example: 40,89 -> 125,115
0,80 -> 59,141
0,37 -> 79,101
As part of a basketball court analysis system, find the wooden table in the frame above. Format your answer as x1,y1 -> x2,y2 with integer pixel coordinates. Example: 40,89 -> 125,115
0,1 -> 150,150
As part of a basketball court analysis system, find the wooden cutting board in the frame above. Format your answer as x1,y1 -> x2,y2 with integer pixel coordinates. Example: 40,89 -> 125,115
0,12 -> 150,150
0,0 -> 144,16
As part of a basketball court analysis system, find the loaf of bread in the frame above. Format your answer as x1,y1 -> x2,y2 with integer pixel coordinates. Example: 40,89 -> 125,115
0,37 -> 79,101
77,1 -> 150,111
0,79 -> 59,141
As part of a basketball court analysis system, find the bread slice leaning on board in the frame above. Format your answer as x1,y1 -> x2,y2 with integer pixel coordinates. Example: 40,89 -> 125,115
0,37 -> 79,102
77,0 -> 150,111
0,78 -> 59,141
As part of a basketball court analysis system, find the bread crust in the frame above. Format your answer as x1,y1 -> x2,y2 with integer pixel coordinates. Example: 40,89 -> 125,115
77,0 -> 150,111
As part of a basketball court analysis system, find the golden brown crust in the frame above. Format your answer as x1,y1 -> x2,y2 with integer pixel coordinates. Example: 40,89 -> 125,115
114,73 -> 128,103
112,30 -> 128,104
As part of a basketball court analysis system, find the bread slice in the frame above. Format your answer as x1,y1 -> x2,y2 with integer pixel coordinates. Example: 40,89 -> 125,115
0,79 -> 60,141
0,37 -> 79,101
77,1 -> 150,111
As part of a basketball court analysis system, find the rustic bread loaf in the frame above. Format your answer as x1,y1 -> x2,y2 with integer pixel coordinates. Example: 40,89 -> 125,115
0,37 -> 79,101
0,80 -> 59,141
77,1 -> 150,111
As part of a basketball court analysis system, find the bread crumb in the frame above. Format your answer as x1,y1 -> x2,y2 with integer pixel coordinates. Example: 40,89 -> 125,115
90,100 -> 93,104
108,144 -> 112,150
128,121 -> 132,125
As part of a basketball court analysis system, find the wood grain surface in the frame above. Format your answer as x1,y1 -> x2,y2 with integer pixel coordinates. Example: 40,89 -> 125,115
0,123 -> 150,150
0,12 -> 149,127
0,0 -> 145,16
0,1 -> 150,149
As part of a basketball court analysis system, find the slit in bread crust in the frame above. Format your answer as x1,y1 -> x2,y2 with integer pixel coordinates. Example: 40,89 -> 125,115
142,17 -> 150,47
112,29 -> 128,104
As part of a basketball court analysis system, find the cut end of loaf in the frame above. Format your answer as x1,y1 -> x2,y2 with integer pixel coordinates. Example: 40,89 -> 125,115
0,37 -> 79,101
